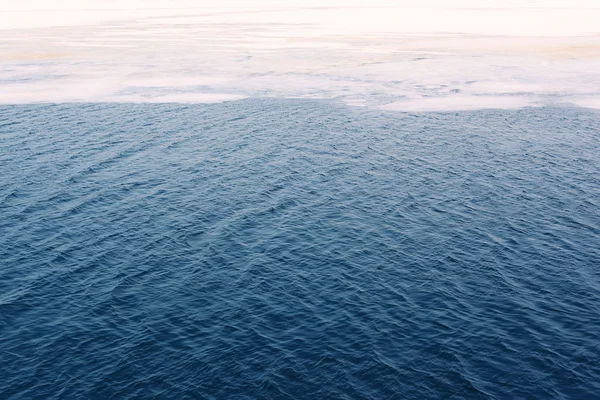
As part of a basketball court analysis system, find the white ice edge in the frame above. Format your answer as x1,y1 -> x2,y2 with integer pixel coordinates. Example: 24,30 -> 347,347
378,96 -> 538,112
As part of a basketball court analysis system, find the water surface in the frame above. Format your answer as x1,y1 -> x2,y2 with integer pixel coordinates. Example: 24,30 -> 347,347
1,100 -> 599,399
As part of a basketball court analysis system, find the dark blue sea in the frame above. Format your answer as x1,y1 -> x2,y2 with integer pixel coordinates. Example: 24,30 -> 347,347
1,100 -> 599,399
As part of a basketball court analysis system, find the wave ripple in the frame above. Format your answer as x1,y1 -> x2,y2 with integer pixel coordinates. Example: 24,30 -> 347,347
1,100 -> 599,399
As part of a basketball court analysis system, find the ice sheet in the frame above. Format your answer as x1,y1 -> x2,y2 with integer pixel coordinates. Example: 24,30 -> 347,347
1,0 -> 599,109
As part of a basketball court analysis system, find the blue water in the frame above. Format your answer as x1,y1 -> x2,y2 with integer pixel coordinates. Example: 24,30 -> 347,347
1,100 -> 599,399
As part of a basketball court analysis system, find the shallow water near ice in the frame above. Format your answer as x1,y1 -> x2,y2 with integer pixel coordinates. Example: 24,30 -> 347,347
1,100 -> 599,399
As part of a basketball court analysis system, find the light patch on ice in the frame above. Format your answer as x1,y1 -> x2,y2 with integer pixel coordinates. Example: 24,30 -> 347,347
566,97 -> 600,109
125,76 -> 234,88
380,96 -> 537,112
109,93 -> 247,104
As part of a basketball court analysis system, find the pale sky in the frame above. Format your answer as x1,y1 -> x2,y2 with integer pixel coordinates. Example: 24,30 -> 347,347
2,0 -> 600,35
1,0 -> 599,34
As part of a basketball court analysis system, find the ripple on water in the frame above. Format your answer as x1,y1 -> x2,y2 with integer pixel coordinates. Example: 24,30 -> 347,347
1,100 -> 599,399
